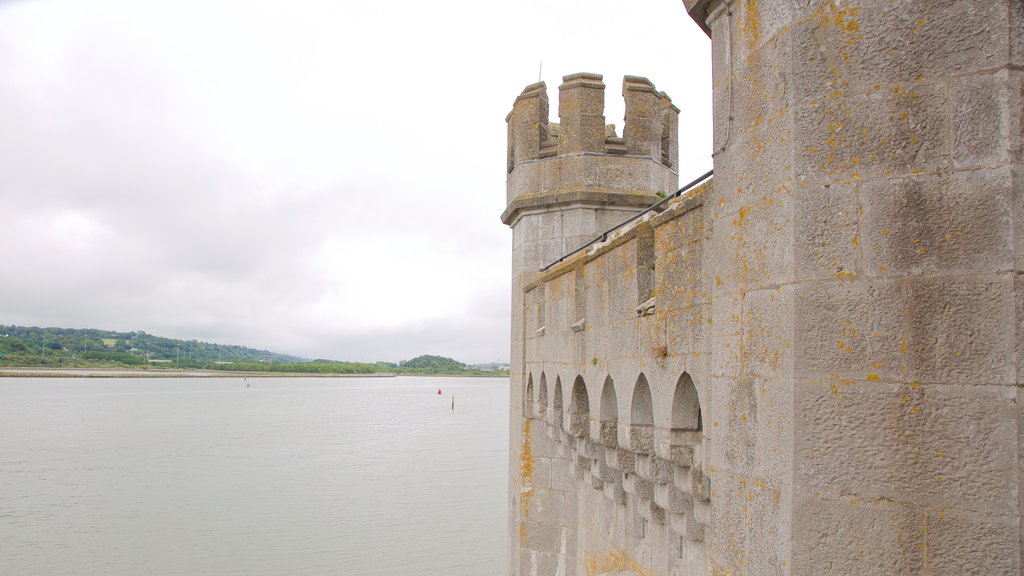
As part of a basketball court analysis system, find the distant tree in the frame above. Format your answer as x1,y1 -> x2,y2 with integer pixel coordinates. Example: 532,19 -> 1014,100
400,354 -> 466,372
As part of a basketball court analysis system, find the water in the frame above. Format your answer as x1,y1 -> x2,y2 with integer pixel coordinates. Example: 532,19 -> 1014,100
0,376 -> 509,576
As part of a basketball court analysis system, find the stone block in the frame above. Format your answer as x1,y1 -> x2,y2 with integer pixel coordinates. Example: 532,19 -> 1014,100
792,1 -> 1010,91
708,373 -> 758,473
793,81 -> 948,183
792,495 -> 924,576
794,183 -> 859,280
599,421 -> 619,448
606,448 -> 636,474
628,424 -> 654,455
729,22 -> 793,143
532,457 -> 553,490
795,378 -> 1017,514
522,519 -> 565,555
690,470 -> 711,503
681,508 -> 705,542
710,292 -> 742,379
636,454 -> 673,483
953,71 -> 1017,168
859,169 -> 1014,277
569,413 -> 589,438
526,490 -> 565,526
710,180 -> 796,290
731,0 -> 793,56
603,480 -> 625,505
650,503 -> 666,525
907,275 -> 1014,386
592,457 -> 619,484
654,482 -> 693,513
743,285 -> 795,384
794,278 -> 904,381
572,453 -> 588,478
1018,275 -> 1024,386
624,473 -> 654,501
743,482 -> 784,576
530,552 -> 565,576
924,507 -> 1020,575
672,465 -> 690,494
667,444 -> 693,468
706,472 -> 748,574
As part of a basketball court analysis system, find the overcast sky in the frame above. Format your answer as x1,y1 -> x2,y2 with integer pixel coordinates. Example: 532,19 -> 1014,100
0,0 -> 711,363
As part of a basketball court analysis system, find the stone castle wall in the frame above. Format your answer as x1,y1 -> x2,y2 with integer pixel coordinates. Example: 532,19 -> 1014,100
505,1 -> 1024,575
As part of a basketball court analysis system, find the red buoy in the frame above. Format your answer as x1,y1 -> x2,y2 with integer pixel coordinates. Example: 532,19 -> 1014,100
437,389 -> 442,395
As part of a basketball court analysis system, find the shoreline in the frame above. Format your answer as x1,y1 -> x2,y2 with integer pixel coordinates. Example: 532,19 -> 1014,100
0,368 -> 399,378
0,367 -> 509,379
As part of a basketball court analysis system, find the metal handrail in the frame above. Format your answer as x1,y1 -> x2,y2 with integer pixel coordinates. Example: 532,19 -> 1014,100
538,169 -> 713,272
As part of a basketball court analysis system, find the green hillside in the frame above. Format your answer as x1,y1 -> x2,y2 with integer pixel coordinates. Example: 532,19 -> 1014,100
0,325 -> 508,376
0,325 -> 303,367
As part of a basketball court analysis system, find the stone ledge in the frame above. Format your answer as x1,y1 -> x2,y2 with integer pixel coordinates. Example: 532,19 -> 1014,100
501,189 -> 659,226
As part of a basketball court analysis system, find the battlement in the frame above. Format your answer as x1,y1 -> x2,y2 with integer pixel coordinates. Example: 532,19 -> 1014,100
506,73 -> 679,173
502,73 -> 680,227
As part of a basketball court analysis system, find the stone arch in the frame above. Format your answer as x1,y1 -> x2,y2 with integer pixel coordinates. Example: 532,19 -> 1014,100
569,376 -> 590,437
599,376 -> 618,447
629,373 -> 654,454
525,374 -> 535,419
538,373 -> 548,420
553,376 -> 564,429
672,372 -> 701,431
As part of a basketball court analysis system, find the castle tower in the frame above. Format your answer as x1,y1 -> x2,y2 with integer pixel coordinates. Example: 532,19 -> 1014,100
680,1 -> 1023,575
502,73 -> 679,575
502,73 -> 679,274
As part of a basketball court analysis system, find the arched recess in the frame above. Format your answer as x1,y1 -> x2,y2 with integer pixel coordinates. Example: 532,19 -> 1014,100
569,376 -> 590,437
629,374 -> 654,454
553,377 -> 564,429
538,373 -> 548,421
525,374 -> 535,419
599,376 -> 618,447
672,372 -> 701,431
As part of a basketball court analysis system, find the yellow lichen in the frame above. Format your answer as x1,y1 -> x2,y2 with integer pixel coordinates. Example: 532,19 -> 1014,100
585,549 -> 654,576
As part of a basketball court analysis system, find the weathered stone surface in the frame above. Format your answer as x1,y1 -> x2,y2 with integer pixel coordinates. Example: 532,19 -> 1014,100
794,279 -> 904,381
907,275 -> 1014,386
794,183 -> 859,280
654,482 -> 693,513
796,378 -> 1018,514
506,1 -> 1023,572
628,424 -> 654,455
859,169 -> 1014,276
635,454 -> 673,484
792,495 -> 925,575
793,81 -> 949,183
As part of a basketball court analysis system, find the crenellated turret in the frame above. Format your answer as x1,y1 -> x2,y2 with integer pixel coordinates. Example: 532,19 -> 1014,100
503,73 -> 680,230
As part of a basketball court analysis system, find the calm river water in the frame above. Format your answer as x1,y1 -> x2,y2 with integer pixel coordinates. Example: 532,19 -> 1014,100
0,376 -> 509,576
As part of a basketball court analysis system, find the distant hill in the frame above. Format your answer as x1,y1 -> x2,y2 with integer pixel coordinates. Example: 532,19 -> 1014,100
0,325 -> 508,376
0,324 -> 304,367
400,354 -> 465,372
398,354 -> 503,376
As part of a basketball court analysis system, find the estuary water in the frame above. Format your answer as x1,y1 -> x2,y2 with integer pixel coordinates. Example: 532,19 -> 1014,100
0,376 -> 509,576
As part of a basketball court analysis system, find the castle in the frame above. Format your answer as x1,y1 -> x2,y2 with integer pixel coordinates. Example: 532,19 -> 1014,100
503,1 -> 1024,575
